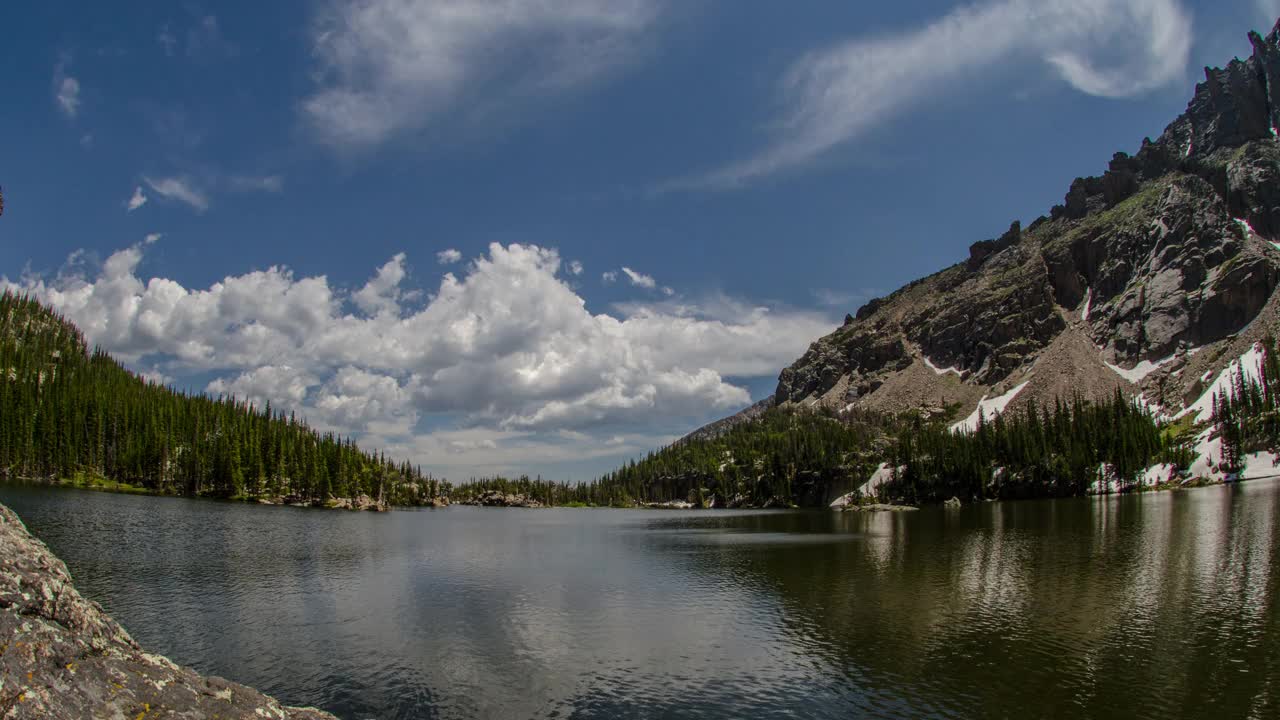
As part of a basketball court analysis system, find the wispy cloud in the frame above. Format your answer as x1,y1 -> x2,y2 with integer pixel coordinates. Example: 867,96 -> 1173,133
568,260 -> 584,276
681,0 -> 1192,189
126,186 -> 148,212
143,176 -> 209,213
53,62 -> 80,118
621,267 -> 657,289
437,248 -> 462,265
602,270 -> 618,284
302,0 -> 665,148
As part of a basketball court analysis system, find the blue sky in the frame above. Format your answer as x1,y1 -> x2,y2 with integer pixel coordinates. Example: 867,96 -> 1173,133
2,0 -> 1278,481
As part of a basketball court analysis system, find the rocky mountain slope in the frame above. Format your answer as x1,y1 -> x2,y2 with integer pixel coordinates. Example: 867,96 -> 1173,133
772,19 -> 1280,427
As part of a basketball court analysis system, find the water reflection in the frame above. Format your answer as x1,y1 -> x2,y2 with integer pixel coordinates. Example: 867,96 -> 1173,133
1,482 -> 1278,719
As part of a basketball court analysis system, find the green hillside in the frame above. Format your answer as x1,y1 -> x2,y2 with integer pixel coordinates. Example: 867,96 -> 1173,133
0,292 -> 447,508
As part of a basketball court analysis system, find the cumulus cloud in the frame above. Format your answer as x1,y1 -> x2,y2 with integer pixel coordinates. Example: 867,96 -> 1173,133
208,365 -> 319,408
568,260 -> 584,276
687,0 -> 1192,187
352,252 -> 408,316
3,242 -> 834,474
621,267 -> 656,289
436,248 -> 462,265
126,186 -> 148,212
302,0 -> 665,148
143,176 -> 209,212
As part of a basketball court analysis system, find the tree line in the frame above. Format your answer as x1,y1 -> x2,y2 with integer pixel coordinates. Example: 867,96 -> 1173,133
0,292 -> 448,506
456,390 -> 1190,508
8,290 -> 1260,511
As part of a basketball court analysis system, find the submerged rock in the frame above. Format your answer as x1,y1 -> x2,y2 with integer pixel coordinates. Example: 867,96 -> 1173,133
0,502 -> 337,720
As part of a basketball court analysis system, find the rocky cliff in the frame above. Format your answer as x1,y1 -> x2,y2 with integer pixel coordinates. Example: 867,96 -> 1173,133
0,502 -> 336,720
773,19 -> 1280,425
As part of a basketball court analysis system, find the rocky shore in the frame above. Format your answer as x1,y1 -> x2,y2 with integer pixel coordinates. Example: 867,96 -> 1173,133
460,490 -> 545,508
0,502 -> 337,720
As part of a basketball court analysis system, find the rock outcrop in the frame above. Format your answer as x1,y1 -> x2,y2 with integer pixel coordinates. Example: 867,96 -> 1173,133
464,491 -> 544,508
0,502 -> 336,720
772,19 -> 1280,424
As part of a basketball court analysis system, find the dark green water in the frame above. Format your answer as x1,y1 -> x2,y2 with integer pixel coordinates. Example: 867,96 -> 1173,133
2,480 -> 1278,719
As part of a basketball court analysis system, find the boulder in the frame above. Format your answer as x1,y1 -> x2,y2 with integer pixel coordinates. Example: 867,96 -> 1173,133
0,502 -> 336,720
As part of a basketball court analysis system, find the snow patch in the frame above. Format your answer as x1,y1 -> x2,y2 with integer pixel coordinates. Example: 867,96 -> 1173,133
1133,393 -> 1166,420
1142,463 -> 1175,487
831,463 -> 902,506
1080,288 -> 1092,322
1242,452 -> 1280,480
922,355 -> 962,376
1188,428 -> 1224,481
1235,217 -> 1278,250
950,381 -> 1031,433
1103,354 -> 1176,383
1176,343 -> 1266,423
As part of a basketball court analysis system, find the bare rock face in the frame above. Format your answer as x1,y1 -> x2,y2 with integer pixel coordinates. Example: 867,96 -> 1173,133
773,18 -> 1280,420
0,503 -> 336,720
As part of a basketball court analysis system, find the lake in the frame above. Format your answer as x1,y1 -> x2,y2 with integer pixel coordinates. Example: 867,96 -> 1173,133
1,481 -> 1278,719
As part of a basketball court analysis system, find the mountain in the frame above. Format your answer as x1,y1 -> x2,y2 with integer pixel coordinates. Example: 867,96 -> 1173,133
0,292 -> 447,508
772,19 -> 1280,427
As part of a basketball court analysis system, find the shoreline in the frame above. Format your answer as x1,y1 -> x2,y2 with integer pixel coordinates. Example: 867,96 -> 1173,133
6,472 -> 1271,515
0,501 -> 338,719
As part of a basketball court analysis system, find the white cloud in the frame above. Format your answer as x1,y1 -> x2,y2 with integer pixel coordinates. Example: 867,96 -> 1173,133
143,176 -> 209,212
143,233 -> 162,245
688,0 -> 1192,187
55,74 -> 80,118
436,248 -> 462,265
352,252 -> 408,317
302,0 -> 665,148
602,271 -> 618,284
126,186 -> 148,212
621,267 -> 657,289
208,365 -> 318,408
568,260 -> 584,276
4,242 -> 834,476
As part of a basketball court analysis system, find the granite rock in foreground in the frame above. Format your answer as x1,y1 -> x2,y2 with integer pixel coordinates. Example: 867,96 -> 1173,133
0,502 -> 336,720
